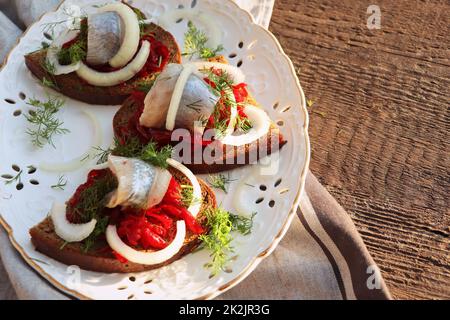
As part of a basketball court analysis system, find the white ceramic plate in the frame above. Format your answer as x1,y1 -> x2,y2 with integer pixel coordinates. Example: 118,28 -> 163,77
0,0 -> 309,299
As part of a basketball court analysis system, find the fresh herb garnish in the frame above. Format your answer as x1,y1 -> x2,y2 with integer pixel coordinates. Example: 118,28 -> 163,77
208,174 -> 235,193
135,79 -> 155,92
57,20 -> 87,65
92,145 -> 113,165
201,68 -> 253,137
133,8 -> 147,36
199,207 -> 233,276
111,136 -> 143,159
182,21 -> 223,60
199,207 -> 254,276
180,184 -> 202,208
93,137 -> 173,169
82,215 -> 109,252
42,77 -> 58,89
71,174 -> 117,224
41,7 -> 86,37
229,212 -> 257,236
140,142 -> 173,169
2,170 -> 23,185
236,116 -> 253,133
40,59 -> 59,89
51,175 -> 67,190
24,96 -> 69,148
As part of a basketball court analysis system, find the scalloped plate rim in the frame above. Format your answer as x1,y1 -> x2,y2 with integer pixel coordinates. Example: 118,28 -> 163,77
0,0 -> 310,300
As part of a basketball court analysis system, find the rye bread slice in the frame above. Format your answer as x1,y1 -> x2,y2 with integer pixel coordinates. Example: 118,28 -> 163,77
24,23 -> 181,105
29,169 -> 217,273
113,97 -> 288,174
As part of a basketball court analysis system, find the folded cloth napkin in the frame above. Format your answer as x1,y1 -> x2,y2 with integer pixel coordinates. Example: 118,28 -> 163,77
0,0 -> 391,300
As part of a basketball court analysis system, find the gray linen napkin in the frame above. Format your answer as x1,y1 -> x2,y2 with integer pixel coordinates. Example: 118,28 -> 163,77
0,0 -> 391,300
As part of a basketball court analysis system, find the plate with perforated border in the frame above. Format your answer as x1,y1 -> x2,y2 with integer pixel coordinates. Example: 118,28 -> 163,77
0,0 -> 309,300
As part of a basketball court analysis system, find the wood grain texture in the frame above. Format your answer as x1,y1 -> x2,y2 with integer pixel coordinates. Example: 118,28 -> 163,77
269,0 -> 449,299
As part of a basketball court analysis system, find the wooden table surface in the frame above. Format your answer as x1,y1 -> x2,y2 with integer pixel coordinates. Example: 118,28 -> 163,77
269,0 -> 449,299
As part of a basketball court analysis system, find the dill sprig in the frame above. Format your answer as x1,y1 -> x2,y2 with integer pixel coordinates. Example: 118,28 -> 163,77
92,145 -> 112,165
57,20 -> 88,65
208,174 -> 235,193
2,170 -> 23,185
199,207 -> 234,276
201,68 -> 253,135
82,216 -> 109,252
40,59 -> 59,89
229,212 -> 257,236
236,116 -> 253,133
70,173 -> 117,224
132,8 -> 147,36
24,96 -> 69,148
182,21 -> 223,60
140,142 -> 173,169
51,175 -> 67,190
135,78 -> 155,92
41,7 -> 86,36
111,136 -> 143,159
199,207 -> 255,276
93,137 -> 173,169
180,184 -> 202,208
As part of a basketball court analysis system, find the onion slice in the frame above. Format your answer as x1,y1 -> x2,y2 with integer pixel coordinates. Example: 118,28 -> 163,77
39,109 -> 102,172
165,63 -> 196,131
220,104 -> 271,146
194,62 -> 245,84
76,40 -> 150,87
106,221 -> 186,265
98,3 -> 140,68
46,29 -> 81,75
51,202 -> 97,242
167,158 -> 202,218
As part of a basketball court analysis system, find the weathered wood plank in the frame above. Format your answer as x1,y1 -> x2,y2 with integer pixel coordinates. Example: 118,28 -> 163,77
270,0 -> 449,299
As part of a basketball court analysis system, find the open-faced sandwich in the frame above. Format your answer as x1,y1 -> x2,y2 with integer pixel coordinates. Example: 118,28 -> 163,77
25,2 -> 181,105
29,140 -> 255,274
113,58 -> 287,174
30,142 -> 218,273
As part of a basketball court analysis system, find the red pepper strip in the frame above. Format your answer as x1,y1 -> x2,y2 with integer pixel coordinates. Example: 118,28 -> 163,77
147,223 -> 167,237
233,83 -> 249,103
112,251 -> 128,264
141,228 -> 167,249
159,204 -> 204,235
117,214 -> 169,250
161,178 -> 182,206
145,211 -> 174,230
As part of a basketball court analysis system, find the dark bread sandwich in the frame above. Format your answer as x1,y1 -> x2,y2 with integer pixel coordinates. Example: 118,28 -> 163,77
112,57 -> 287,174
24,3 -> 181,105
30,153 -> 217,273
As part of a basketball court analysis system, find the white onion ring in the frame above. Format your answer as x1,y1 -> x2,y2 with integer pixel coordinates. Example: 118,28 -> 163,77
98,3 -> 140,68
220,104 -> 271,146
167,158 -> 202,218
51,202 -> 97,242
76,40 -> 150,87
165,63 -> 196,131
158,9 -> 221,49
194,62 -> 246,84
106,221 -> 186,265
46,29 -> 81,75
39,109 -> 102,172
